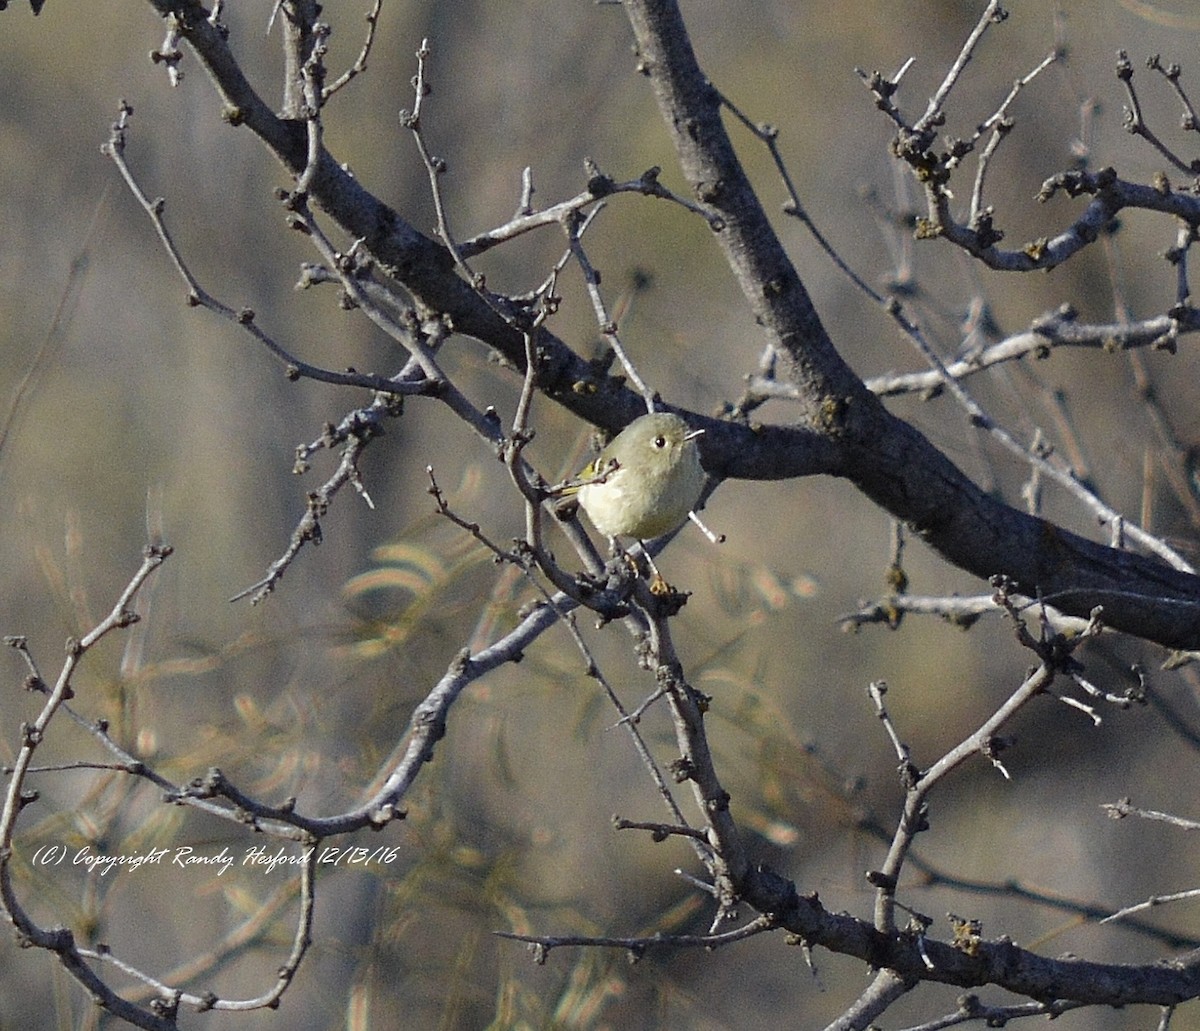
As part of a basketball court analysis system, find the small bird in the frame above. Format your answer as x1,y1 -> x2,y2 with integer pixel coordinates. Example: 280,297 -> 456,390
569,412 -> 706,542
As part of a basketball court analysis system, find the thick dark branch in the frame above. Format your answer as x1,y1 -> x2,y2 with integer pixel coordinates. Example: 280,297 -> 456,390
622,0 -> 1200,649
144,7 -> 621,411
741,868 -> 1200,1009
145,1 -> 1200,648
142,2 -> 836,480
622,0 -> 867,421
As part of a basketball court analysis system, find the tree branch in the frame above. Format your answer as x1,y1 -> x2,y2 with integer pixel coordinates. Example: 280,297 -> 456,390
145,0 -> 1200,648
621,0 -> 1200,649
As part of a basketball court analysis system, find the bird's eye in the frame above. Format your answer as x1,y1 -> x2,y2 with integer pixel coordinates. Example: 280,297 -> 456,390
653,435 -> 667,449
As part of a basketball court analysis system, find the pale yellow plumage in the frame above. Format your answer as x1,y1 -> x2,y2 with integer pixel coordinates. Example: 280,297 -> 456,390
572,412 -> 705,540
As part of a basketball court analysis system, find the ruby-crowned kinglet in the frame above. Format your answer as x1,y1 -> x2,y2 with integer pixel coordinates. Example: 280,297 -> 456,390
569,412 -> 705,541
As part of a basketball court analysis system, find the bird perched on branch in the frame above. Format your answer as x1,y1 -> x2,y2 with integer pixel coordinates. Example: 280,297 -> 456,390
567,411 -> 706,542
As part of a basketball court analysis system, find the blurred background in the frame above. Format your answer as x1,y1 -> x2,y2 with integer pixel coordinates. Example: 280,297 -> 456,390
3,1 -> 1200,1028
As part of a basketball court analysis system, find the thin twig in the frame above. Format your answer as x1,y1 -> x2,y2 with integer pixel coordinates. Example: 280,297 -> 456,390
322,0 -> 383,99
